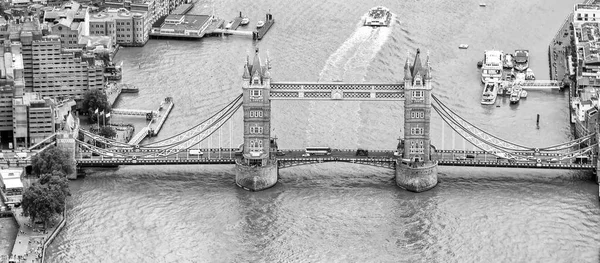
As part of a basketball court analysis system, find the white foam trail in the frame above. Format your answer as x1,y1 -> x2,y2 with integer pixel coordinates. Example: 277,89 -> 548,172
318,13 -> 396,82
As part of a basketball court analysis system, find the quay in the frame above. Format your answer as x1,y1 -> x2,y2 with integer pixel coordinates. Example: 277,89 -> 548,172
127,97 -> 174,145
105,83 -> 139,107
150,12 -> 274,40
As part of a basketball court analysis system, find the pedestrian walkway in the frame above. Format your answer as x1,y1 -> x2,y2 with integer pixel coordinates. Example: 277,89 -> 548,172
9,207 -> 61,263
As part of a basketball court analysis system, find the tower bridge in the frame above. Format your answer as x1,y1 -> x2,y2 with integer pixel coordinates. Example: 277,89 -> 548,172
14,47 -> 599,194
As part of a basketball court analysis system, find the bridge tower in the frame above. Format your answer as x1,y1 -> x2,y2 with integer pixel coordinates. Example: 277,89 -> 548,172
234,47 -> 279,191
396,49 -> 438,192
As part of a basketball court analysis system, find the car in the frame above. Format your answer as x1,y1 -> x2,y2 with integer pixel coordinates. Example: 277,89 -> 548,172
455,155 -> 468,161
276,150 -> 285,156
189,150 -> 203,156
302,153 -> 311,157
393,151 -> 402,157
356,149 -> 368,157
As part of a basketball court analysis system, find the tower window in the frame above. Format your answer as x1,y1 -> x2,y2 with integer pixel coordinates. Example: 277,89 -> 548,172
412,90 -> 424,100
250,89 -> 262,98
249,110 -> 263,117
250,126 -> 263,134
410,111 -> 425,119
410,127 -> 424,135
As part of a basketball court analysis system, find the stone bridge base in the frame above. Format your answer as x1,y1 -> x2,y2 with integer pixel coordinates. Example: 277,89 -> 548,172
395,161 -> 438,192
235,162 -> 278,191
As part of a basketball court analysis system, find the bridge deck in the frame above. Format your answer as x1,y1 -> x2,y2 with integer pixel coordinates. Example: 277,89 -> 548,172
269,82 -> 405,100
75,149 -> 596,170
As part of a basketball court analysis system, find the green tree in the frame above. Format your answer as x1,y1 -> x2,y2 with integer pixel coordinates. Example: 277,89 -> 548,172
31,146 -> 74,177
98,126 -> 116,139
21,176 -> 70,228
82,89 -> 111,123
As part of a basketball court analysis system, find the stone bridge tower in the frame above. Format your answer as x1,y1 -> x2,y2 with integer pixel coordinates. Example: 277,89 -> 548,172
235,48 -> 279,191
396,49 -> 438,192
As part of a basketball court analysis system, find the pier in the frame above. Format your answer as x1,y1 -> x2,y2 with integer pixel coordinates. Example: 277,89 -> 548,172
127,97 -> 174,145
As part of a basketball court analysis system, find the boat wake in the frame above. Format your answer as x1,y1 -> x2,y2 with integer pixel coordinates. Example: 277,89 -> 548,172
318,13 -> 396,82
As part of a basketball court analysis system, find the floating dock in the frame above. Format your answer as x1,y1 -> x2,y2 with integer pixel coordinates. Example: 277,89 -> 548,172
253,13 -> 274,40
127,97 -> 174,145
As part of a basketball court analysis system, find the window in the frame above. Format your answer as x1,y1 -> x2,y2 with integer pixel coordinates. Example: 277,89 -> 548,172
410,111 -> 425,119
409,140 -> 424,154
249,139 -> 263,149
250,126 -> 263,134
412,90 -> 424,100
249,110 -> 263,117
410,127 -> 424,135
250,89 -> 262,97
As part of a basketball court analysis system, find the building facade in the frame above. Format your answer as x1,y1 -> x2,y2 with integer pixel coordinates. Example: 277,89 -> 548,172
89,8 -> 150,46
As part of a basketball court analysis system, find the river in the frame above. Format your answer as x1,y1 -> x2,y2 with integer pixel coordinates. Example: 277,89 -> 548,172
47,0 -> 600,262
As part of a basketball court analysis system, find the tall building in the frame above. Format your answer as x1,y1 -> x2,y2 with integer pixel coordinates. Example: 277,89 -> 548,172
89,8 -> 150,46
402,49 -> 432,162
31,35 -> 104,99
12,93 -> 58,148
43,1 -> 90,49
9,22 -> 44,92
241,48 -> 272,166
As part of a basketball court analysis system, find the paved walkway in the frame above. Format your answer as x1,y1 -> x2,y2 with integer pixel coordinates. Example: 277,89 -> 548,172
9,207 -> 61,263
549,14 -> 572,83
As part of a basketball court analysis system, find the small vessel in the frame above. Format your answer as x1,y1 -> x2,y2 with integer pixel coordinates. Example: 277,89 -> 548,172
479,3 -> 487,7
459,44 -> 469,49
510,85 -> 523,104
514,49 -> 529,71
240,16 -> 250,25
481,81 -> 499,105
364,6 -> 392,27
503,53 -> 514,68
521,89 -> 528,98
481,50 -> 504,83
256,20 -> 265,28
225,21 -> 234,29
525,68 -> 535,80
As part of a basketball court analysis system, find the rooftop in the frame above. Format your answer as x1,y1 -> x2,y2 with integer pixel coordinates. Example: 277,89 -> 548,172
160,15 -> 210,31
0,168 -> 22,181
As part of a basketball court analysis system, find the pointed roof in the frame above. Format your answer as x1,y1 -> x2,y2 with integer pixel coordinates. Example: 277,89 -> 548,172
411,48 -> 424,78
251,47 -> 262,78
424,53 -> 431,80
403,57 -> 412,80
242,63 -> 251,79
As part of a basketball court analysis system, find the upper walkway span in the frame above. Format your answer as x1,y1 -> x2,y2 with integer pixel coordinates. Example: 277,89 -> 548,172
269,82 -> 405,100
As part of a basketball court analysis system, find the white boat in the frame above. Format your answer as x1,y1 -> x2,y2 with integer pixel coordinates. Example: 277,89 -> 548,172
514,49 -> 529,71
459,44 -> 469,49
520,90 -> 528,98
364,6 -> 392,27
503,53 -> 514,68
225,21 -> 234,29
256,20 -> 265,28
481,81 -> 499,105
525,68 -> 535,80
240,16 -> 249,25
510,85 -> 523,104
481,50 -> 504,83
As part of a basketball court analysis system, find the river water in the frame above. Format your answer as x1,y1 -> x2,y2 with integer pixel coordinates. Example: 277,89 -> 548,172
47,0 -> 600,262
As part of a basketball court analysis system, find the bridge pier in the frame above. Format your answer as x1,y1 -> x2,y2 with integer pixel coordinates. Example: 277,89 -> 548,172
56,133 -> 78,180
395,161 -> 438,192
234,162 -> 278,191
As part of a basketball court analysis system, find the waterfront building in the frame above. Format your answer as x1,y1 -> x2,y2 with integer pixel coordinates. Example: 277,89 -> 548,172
43,1 -> 91,49
89,8 -> 151,46
104,0 -> 167,26
0,168 -> 24,207
573,3 -> 600,28
31,35 -> 104,99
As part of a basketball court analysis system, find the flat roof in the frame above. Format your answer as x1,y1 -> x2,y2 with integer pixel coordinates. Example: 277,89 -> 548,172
160,15 -> 210,31
0,168 -> 22,180
4,178 -> 23,189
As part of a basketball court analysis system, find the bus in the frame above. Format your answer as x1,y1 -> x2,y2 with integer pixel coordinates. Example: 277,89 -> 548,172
305,147 -> 332,156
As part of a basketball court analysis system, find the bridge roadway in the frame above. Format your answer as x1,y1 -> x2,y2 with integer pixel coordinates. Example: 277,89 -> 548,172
76,149 -> 595,169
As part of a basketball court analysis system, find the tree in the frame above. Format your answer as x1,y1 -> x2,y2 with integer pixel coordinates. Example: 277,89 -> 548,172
98,126 -> 116,139
31,146 -> 74,177
82,89 -> 111,123
21,175 -> 70,228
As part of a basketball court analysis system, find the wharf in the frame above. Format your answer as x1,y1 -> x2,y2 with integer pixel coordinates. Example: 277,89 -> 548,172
105,83 -> 139,107
127,97 -> 174,145
253,13 -> 275,40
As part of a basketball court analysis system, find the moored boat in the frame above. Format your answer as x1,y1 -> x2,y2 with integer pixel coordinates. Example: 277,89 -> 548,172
525,68 -> 535,80
514,49 -> 529,71
364,6 -> 392,27
510,85 -> 523,104
256,20 -> 265,28
481,81 -> 499,105
240,16 -> 249,25
481,50 -> 504,83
